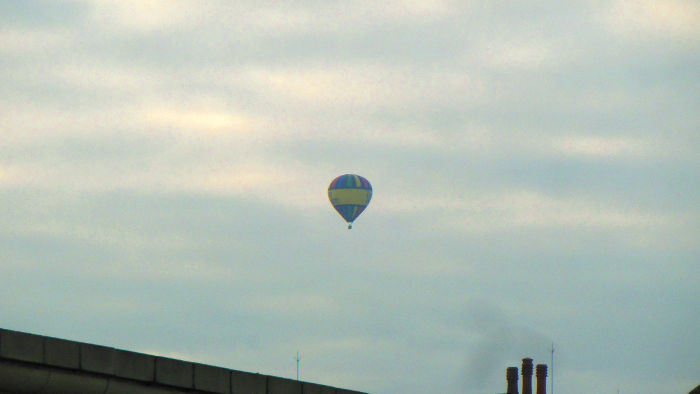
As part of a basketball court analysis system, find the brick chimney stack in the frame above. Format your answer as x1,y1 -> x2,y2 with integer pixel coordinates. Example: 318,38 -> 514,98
506,367 -> 519,394
521,358 -> 533,394
536,364 -> 547,394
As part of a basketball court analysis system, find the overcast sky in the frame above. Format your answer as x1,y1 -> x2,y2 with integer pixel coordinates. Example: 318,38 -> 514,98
1,1 -> 698,393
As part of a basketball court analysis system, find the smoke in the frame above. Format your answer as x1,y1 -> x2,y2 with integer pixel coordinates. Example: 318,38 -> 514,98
461,299 -> 551,390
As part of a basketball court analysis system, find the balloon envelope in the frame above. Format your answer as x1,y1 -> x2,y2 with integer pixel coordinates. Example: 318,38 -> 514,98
328,174 -> 372,226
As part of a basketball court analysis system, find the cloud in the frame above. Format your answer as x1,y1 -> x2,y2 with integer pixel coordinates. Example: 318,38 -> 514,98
242,62 -> 486,110
245,293 -> 339,316
143,107 -> 264,136
0,27 -> 73,53
0,165 -> 21,188
547,135 -> 653,157
88,0 -> 203,32
85,0 -> 453,38
377,188 -> 675,232
604,0 -> 700,39
477,38 -> 560,70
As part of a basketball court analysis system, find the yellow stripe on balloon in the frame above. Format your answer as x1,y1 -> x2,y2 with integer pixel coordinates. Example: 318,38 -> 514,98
328,188 -> 372,206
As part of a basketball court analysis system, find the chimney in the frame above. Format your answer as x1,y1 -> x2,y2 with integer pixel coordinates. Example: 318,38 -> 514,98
521,358 -> 533,394
506,367 -> 519,394
536,364 -> 547,394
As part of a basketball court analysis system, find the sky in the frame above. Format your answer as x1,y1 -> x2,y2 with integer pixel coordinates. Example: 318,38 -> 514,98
0,1 -> 698,393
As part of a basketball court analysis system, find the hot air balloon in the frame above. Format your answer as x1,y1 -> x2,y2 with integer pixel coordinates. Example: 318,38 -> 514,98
328,174 -> 372,229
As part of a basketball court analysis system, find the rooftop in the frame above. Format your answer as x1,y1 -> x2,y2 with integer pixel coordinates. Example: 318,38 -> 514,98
0,328 -> 367,394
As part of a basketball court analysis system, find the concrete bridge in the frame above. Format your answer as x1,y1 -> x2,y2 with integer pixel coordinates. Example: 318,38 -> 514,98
0,328 -> 367,394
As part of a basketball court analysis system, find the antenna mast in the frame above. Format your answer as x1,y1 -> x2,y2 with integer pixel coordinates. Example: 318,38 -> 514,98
550,343 -> 555,394
296,351 -> 300,380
